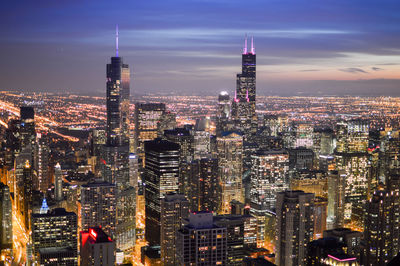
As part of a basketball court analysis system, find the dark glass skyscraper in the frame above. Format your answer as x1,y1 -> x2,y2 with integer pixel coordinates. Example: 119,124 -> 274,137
144,139 -> 180,246
232,36 -> 257,136
102,27 -> 135,252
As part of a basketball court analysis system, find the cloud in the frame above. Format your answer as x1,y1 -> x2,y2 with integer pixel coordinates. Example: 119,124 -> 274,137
298,69 -> 320,72
339,67 -> 368,74
371,67 -> 383,71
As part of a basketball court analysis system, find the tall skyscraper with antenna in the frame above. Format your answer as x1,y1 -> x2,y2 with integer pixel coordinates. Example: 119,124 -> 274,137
102,25 -> 136,252
232,35 -> 257,137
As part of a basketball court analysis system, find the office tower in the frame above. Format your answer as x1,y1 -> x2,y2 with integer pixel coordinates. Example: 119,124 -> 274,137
250,150 -> 289,211
80,227 -> 116,266
160,193 -> 189,266
157,111 -> 177,138
314,197 -> 328,239
216,91 -> 231,136
188,158 -> 220,212
364,189 -> 400,265
35,133 -> 49,193
0,183 -> 12,249
323,228 -> 362,258
31,208 -> 78,265
193,120 -> 211,160
144,139 -> 179,246
164,127 -> 194,195
176,212 -> 227,265
103,28 -> 135,251
19,106 -> 36,152
81,182 -> 116,238
276,190 -> 315,266
54,162 -> 63,201
217,131 -> 243,213
289,147 -> 314,170
231,36 -> 257,137
134,102 -> 166,160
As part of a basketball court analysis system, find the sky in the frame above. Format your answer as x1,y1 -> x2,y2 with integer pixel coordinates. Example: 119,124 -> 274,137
1,0 -> 400,96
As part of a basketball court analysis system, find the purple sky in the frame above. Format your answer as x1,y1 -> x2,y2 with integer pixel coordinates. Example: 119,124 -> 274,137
1,0 -> 400,96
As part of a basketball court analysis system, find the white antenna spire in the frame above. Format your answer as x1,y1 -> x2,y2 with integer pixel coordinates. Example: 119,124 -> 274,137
116,24 -> 119,57
243,34 -> 248,54
251,36 -> 255,54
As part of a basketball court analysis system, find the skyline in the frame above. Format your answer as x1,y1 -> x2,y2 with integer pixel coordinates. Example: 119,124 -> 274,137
1,1 -> 400,96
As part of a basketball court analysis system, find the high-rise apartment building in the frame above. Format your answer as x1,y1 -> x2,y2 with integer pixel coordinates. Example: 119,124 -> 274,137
276,190 -> 315,266
188,158 -> 220,212
250,150 -> 289,211
144,139 -> 180,246
364,189 -> 400,265
160,193 -> 189,266
80,181 -> 116,238
335,120 -> 369,228
176,212 -> 227,265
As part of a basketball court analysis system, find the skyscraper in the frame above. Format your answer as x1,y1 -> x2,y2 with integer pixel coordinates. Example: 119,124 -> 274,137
231,36 -> 257,137
217,131 -> 243,213
144,139 -> 180,246
160,193 -> 189,266
134,102 -> 166,160
102,26 -> 135,251
80,181 -> 116,239
335,120 -> 369,228
250,150 -> 289,211
276,190 -> 315,266
0,182 -> 12,249
364,189 -> 400,265
35,133 -> 49,193
188,158 -> 220,212
54,162 -> 63,202
216,91 -> 231,136
19,106 -> 36,153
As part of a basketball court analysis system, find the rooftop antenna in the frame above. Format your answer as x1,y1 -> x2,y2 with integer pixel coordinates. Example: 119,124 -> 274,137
116,24 -> 119,57
251,36 -> 255,54
243,34 -> 248,54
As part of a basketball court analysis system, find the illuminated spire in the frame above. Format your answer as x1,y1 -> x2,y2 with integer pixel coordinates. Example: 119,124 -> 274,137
243,34 -> 248,54
251,36 -> 255,55
116,24 -> 119,57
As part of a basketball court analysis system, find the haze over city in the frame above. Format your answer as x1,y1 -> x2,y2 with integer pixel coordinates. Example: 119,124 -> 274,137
2,0 -> 400,96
